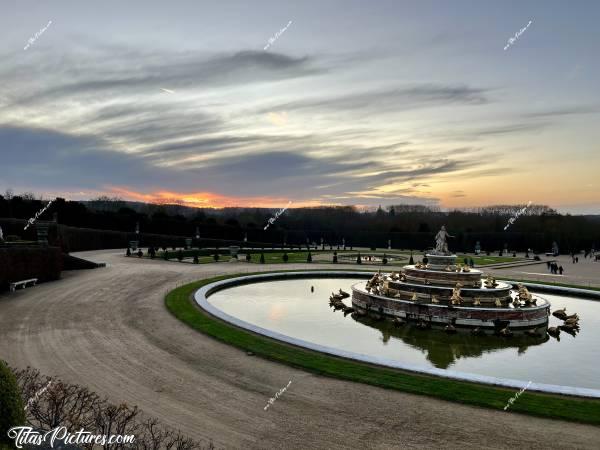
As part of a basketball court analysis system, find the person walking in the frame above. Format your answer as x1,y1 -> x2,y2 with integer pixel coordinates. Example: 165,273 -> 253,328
559,266 -> 564,275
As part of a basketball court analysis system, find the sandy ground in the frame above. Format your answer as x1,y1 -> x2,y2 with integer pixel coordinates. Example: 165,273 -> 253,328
488,252 -> 600,288
1,249 -> 599,450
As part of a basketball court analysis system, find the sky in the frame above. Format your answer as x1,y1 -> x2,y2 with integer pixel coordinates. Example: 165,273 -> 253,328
1,0 -> 599,213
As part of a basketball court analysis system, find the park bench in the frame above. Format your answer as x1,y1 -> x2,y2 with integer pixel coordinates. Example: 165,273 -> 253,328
9,278 -> 38,292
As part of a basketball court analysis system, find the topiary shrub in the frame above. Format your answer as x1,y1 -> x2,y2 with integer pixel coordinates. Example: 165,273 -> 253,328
260,253 -> 265,264
283,253 -> 289,263
356,253 -> 362,264
0,360 -> 26,447
307,252 -> 312,263
137,250 -> 143,258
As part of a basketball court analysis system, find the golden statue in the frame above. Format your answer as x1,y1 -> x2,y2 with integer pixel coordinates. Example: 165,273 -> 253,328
517,284 -> 533,302
484,274 -> 498,288
450,282 -> 463,305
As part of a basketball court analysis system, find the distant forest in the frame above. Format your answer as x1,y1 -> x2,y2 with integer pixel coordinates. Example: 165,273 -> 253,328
0,192 -> 598,254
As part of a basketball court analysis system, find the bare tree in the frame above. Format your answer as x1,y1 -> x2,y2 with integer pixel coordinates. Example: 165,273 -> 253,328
92,403 -> 140,450
12,365 -> 215,450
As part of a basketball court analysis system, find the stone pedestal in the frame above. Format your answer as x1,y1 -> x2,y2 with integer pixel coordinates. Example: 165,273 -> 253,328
425,253 -> 457,271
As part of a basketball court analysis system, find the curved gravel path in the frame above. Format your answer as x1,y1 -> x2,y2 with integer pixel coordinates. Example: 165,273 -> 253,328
1,249 -> 599,449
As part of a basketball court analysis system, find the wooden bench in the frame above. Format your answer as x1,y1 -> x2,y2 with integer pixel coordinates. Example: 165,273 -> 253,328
9,278 -> 38,292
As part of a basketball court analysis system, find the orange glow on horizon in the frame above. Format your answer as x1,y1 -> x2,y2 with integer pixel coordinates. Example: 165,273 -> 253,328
107,186 -> 323,209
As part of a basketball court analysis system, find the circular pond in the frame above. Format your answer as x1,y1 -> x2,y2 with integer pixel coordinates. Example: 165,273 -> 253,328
199,272 -> 600,394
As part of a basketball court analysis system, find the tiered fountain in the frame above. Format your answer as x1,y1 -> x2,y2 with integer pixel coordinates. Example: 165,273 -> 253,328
351,227 -> 551,331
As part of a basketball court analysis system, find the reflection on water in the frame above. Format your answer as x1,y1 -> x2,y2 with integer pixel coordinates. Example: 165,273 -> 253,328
208,277 -> 600,389
350,315 -> 548,369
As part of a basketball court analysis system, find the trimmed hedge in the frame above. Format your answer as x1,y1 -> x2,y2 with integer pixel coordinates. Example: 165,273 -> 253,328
0,246 -> 62,291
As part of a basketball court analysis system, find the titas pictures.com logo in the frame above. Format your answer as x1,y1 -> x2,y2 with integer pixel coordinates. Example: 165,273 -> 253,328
7,426 -> 135,449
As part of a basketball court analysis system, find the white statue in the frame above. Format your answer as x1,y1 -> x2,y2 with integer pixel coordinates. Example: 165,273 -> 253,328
434,226 -> 454,255
0,225 -> 3,241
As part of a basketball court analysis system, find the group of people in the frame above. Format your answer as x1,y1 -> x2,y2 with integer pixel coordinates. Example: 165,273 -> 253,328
574,249 -> 597,261
547,261 -> 564,275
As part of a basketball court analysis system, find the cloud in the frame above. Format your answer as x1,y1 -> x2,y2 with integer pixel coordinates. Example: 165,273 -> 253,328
0,39 -> 516,208
257,83 -> 491,115
522,106 -> 598,118
4,48 -> 322,108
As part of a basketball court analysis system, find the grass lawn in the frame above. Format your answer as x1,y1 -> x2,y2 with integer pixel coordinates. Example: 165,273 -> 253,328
166,272 -> 600,425
456,255 -> 526,266
244,251 -> 324,264
139,250 -> 527,268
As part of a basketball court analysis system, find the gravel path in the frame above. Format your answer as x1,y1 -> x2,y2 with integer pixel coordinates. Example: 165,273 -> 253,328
1,249 -> 599,449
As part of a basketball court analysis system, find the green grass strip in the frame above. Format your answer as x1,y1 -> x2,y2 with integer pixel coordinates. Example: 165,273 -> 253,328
165,272 -> 600,425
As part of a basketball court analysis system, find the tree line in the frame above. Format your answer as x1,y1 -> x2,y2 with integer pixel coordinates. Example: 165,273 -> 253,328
1,192 -> 598,253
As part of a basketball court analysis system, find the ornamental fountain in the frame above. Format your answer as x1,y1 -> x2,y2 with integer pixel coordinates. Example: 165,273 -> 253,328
351,226 -> 551,331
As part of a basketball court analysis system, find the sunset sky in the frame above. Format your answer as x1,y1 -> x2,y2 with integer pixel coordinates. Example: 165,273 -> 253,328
1,0 -> 599,213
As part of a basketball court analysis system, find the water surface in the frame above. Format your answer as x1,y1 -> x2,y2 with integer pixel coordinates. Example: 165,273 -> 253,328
208,277 -> 600,389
